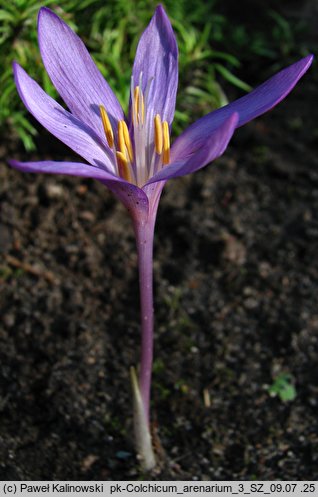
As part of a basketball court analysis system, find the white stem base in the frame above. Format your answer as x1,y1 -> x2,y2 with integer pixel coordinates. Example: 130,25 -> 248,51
130,366 -> 156,471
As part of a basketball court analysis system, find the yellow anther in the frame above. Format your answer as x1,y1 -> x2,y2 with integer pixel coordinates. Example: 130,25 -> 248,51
122,120 -> 134,162
99,105 -> 114,148
162,121 -> 170,165
118,121 -> 126,156
134,86 -> 139,117
116,151 -> 132,183
154,114 -> 163,154
134,85 -> 145,124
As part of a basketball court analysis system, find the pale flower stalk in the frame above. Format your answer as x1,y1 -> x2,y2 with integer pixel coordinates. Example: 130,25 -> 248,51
9,4 -> 313,470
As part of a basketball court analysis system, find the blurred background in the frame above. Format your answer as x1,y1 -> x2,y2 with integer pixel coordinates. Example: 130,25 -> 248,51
0,0 -> 314,148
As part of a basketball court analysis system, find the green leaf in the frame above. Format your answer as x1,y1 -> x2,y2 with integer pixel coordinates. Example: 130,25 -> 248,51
214,63 -> 252,92
268,373 -> 297,402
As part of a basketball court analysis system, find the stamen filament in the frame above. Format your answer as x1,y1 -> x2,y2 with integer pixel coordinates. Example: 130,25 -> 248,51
116,151 -> 132,182
99,105 -> 114,148
162,121 -> 170,165
154,114 -> 163,154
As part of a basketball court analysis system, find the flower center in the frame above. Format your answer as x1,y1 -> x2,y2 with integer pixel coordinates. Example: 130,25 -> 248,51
99,76 -> 170,187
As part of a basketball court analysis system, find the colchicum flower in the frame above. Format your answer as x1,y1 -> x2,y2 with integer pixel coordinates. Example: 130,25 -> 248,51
10,5 -> 312,470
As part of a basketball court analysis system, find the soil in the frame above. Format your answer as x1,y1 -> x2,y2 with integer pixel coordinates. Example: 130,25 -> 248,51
0,1 -> 318,481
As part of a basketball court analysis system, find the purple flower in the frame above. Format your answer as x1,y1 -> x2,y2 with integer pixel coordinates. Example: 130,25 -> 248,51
10,4 -> 312,470
10,5 -> 312,219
